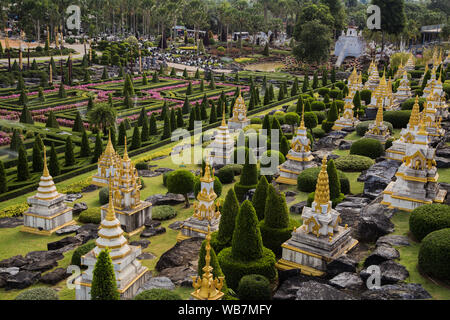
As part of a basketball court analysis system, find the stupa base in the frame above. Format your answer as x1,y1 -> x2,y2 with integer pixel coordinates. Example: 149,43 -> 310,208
177,217 -> 220,242
101,201 -> 152,235
21,219 -> 77,236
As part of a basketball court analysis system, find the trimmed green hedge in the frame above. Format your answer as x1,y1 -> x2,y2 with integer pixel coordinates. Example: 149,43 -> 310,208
409,204 -> 450,241
334,155 -> 374,172
218,246 -> 277,290
71,240 -> 96,267
217,166 -> 235,184
15,287 -> 59,300
350,138 -> 384,159
297,167 -> 350,194
152,205 -> 177,220
418,228 -> 450,281
400,97 -> 426,110
383,110 -> 411,128
237,274 -> 271,300
134,289 -> 181,300
78,208 -> 101,224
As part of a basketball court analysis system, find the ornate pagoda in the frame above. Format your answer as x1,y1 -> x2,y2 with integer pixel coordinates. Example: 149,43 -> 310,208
423,70 -> 448,120
276,108 -> 316,185
404,54 -> 415,72
393,71 -> 412,104
381,120 -> 447,211
75,184 -> 149,300
348,68 -> 363,98
365,71 -> 394,118
364,97 -> 391,144
364,61 -> 380,91
177,161 -> 221,242
208,107 -> 235,167
421,93 -> 445,137
22,147 -> 75,235
100,137 -> 152,236
228,93 -> 250,131
394,61 -> 406,79
332,99 -> 360,130
92,132 -> 121,187
276,157 -> 358,276
190,227 -> 225,300
385,96 -> 423,161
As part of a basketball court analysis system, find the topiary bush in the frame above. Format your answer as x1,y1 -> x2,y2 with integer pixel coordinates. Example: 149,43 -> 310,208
78,208 -> 101,224
250,117 -> 263,124
162,171 -> 173,187
311,101 -> 326,111
383,110 -> 411,128
313,111 -> 326,124
418,228 -> 450,281
312,127 -> 326,138
356,120 -> 393,136
237,274 -> 271,300
409,204 -> 450,241
217,166 -> 235,184
15,287 -> 59,300
360,89 -> 372,105
71,240 -> 96,267
350,138 -> 384,159
400,97 -> 426,110
152,205 -> 177,220
334,155 -> 375,172
99,187 -> 109,205
297,167 -> 350,194
134,289 -> 181,300
135,162 -> 149,170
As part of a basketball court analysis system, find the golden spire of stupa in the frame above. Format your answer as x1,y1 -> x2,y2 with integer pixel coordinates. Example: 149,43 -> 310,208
313,156 -> 330,208
380,69 -> 386,85
105,179 -> 116,221
299,103 -> 306,130
200,159 -> 214,183
123,135 -> 130,161
191,227 -> 224,300
375,97 -> 384,126
221,102 -> 226,126
104,130 -> 115,155
43,146 -> 50,177
409,96 -> 420,127
437,67 -> 442,84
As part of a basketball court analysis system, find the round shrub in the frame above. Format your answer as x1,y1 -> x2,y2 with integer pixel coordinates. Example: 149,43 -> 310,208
297,167 -> 350,194
321,120 -> 334,133
194,176 -> 223,198
418,228 -> 450,281
223,164 -> 243,176
335,81 -> 345,90
400,97 -> 426,111
162,171 -> 173,187
329,89 -> 341,99
15,287 -> 59,300
334,155 -> 374,172
250,117 -> 263,124
134,289 -> 181,300
135,161 -> 149,170
317,87 -> 330,96
274,111 -> 285,125
312,127 -> 326,138
311,101 -> 325,111
71,240 -> 96,267
383,110 -> 411,128
313,111 -> 326,124
360,89 -> 372,105
409,204 -> 450,241
78,208 -> 101,224
356,120 -> 393,136
218,247 -> 277,290
217,166 -> 235,184
152,205 -> 177,220
237,274 -> 271,300
99,187 -> 109,205
350,138 -> 384,159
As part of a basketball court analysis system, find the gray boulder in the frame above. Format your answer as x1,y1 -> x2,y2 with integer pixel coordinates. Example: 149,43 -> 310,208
360,260 -> 409,285
155,238 -> 203,272
376,235 -> 410,247
138,276 -> 175,294
338,140 -> 353,150
47,236 -> 82,251
140,226 -> 166,238
357,201 -> 395,243
326,255 -> 358,278
137,252 -> 156,260
0,267 -> 20,276
5,271 -> 41,290
295,281 -> 356,300
361,283 -> 432,300
290,201 -> 307,214
273,274 -> 330,300
55,225 -> 81,236
40,268 -> 69,285
72,202 -> 88,215
168,221 -> 184,230
145,193 -> 185,206
129,240 -> 151,249
329,272 -> 364,290
363,244 -> 400,267
362,160 -> 401,198
0,255 -> 27,268
435,156 -> 450,168
0,217 -> 23,229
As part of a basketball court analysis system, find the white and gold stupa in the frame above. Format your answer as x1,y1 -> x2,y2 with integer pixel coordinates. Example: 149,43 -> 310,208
394,61 -> 406,80
22,147 -> 75,235
364,97 -> 392,144
385,96 -> 423,161
404,54 -> 415,72
228,93 -> 250,131
208,107 -> 235,167
100,137 -> 152,236
332,99 -> 360,130
277,157 -> 358,276
190,227 -> 225,300
381,120 -> 447,211
177,161 -> 221,242
422,70 -> 448,119
366,71 -> 395,118
92,132 -> 121,187
364,61 -> 380,91
393,71 -> 412,104
347,67 -> 363,98
421,93 -> 445,137
276,108 -> 316,185
422,66 -> 438,99
75,184 -> 149,300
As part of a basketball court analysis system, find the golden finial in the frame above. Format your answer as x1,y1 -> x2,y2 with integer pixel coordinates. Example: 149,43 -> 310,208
191,226 -> 225,300
437,67 -> 442,84
375,97 -> 384,126
409,96 -> 420,127
201,159 -> 214,183
221,102 -> 226,126
104,129 -> 116,155
313,156 -> 330,209
105,179 -> 116,221
123,135 -> 130,161
299,103 -> 306,129
43,146 -> 50,177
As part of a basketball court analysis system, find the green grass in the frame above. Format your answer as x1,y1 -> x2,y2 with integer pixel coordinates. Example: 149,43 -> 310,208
391,211 -> 450,300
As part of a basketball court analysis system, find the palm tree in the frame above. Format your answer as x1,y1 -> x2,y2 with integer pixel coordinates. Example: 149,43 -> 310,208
88,103 -> 117,135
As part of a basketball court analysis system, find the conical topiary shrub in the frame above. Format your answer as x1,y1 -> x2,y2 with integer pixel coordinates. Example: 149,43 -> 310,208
252,175 -> 269,221
218,200 -> 277,290
90,249 -> 120,300
234,148 -> 258,202
259,185 -> 300,257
